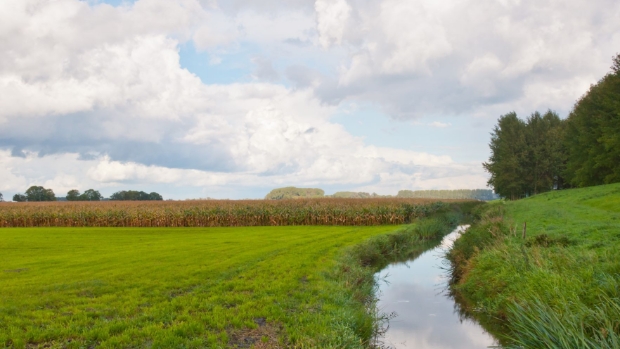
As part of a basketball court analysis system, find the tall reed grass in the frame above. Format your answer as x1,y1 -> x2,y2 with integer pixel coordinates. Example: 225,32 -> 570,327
507,295 -> 620,349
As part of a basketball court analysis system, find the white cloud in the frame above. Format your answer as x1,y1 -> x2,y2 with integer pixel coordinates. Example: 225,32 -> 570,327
0,0 -> 483,198
320,0 -> 620,118
6,0 -> 618,198
315,0 -> 351,49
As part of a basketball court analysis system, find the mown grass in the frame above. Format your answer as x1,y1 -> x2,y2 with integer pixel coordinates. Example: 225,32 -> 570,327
0,204 -> 470,349
448,183 -> 620,348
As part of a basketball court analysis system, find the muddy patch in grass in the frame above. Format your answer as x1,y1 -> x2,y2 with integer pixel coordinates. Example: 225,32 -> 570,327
228,318 -> 285,349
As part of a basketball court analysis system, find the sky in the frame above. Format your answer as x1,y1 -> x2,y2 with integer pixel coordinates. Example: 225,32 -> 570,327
0,0 -> 619,200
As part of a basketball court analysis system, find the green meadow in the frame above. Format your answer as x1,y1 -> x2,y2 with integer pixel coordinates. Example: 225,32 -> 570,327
449,183 -> 620,348
0,214 -> 463,349
0,226 -> 385,348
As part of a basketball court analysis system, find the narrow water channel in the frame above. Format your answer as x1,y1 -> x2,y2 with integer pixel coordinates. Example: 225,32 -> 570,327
375,225 -> 499,349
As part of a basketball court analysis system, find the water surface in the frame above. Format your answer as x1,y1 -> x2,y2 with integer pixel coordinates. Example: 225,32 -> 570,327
375,225 -> 499,348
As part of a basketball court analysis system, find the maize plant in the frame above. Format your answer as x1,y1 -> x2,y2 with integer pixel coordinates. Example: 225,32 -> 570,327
0,198 -> 464,227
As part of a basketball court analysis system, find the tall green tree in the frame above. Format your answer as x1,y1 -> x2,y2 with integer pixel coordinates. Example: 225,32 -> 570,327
523,110 -> 565,195
483,112 -> 528,200
564,54 -> 620,186
25,186 -> 56,201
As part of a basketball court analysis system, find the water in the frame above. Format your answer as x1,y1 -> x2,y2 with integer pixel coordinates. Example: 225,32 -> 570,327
375,225 -> 499,349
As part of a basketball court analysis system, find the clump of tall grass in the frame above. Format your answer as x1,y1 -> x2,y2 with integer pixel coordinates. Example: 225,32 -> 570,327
447,191 -> 620,349
447,202 -> 508,284
506,295 -> 620,349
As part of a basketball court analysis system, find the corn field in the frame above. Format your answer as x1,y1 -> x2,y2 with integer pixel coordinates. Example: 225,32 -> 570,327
0,198 -> 460,227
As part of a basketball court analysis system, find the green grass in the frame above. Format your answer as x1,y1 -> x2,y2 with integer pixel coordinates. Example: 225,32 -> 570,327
0,207 -> 468,349
448,183 -> 620,348
0,226 -> 390,348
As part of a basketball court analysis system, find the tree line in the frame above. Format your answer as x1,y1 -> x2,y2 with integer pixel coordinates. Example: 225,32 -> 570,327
9,186 -> 163,202
264,187 -> 499,201
397,189 -> 499,201
485,54 -> 620,199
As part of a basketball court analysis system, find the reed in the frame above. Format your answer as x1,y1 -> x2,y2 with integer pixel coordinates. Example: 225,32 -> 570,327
507,295 -> 620,349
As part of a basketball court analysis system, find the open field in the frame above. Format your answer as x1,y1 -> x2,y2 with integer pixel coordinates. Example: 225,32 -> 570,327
449,183 -> 620,348
0,206 -> 466,349
1,226 -> 394,348
0,199 -> 457,228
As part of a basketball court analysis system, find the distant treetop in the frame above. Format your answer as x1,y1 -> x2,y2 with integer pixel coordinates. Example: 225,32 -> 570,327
110,190 -> 163,201
397,189 -> 499,201
67,189 -> 103,201
264,187 -> 325,200
330,191 -> 387,198
27,186 -> 57,201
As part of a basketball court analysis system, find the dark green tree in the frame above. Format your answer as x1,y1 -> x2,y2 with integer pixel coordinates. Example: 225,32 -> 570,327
483,112 -> 528,200
13,194 -> 27,202
148,192 -> 163,201
0,192 -> 3,202
110,190 -> 163,201
80,189 -> 103,201
523,110 -> 565,195
25,186 -> 56,201
564,54 -> 620,186
66,189 -> 81,201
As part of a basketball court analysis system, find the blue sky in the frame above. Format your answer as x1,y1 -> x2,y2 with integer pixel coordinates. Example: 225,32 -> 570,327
0,0 -> 618,200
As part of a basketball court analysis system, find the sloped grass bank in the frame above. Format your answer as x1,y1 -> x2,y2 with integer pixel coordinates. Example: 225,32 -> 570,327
1,203 -> 474,349
448,183 -> 620,348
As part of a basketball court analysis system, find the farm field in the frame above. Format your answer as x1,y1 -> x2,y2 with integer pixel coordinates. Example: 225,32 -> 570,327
1,222 -> 450,349
449,183 -> 620,348
0,198 -> 455,228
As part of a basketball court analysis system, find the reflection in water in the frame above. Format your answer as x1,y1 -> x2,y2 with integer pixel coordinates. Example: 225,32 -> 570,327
375,225 -> 499,349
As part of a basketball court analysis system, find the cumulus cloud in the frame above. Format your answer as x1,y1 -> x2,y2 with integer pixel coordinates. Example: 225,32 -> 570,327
317,0 -> 620,118
3,0 -> 616,198
0,0 -> 480,198
315,0 -> 351,49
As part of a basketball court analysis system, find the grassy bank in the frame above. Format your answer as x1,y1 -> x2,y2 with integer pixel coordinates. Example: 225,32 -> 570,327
448,183 -> 620,348
1,204 -> 470,348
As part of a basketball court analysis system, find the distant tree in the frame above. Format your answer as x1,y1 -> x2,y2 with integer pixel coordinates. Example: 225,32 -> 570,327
148,192 -> 163,201
110,190 -> 163,201
0,192 -> 3,202
396,189 -> 499,201
13,194 -> 27,202
25,186 -> 56,202
265,187 -> 325,200
66,189 -> 81,201
564,53 -> 620,187
81,189 -> 103,201
331,191 -> 373,198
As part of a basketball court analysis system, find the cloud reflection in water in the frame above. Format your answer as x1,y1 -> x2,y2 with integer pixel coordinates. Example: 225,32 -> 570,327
375,226 -> 498,348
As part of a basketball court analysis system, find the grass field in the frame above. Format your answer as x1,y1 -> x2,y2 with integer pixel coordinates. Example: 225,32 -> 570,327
449,183 -> 620,348
0,199 -> 452,227
0,210 -> 464,349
